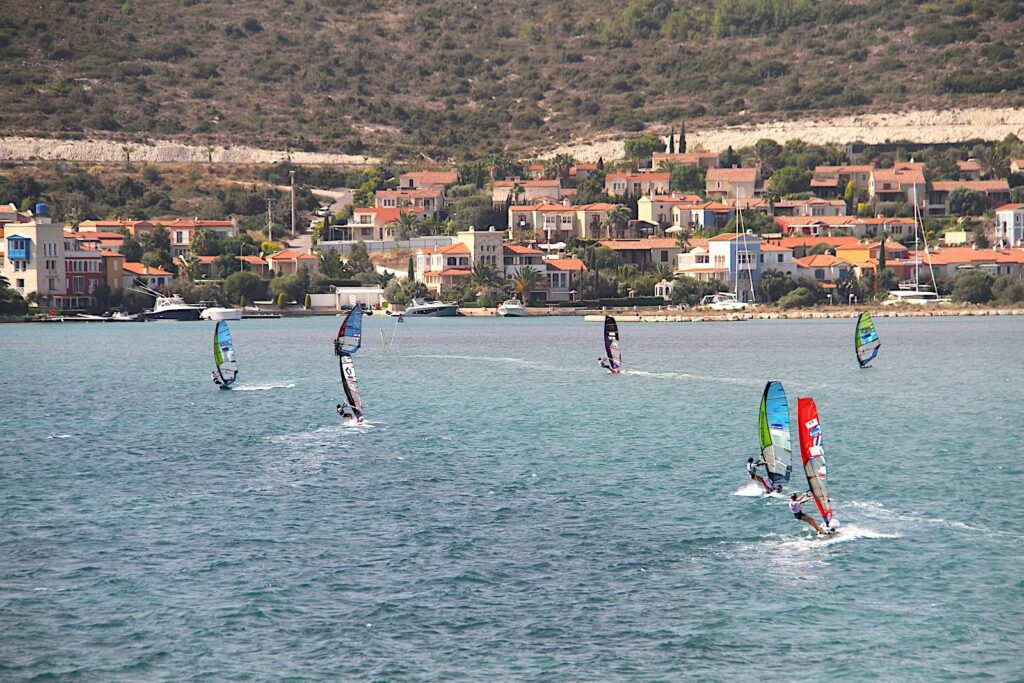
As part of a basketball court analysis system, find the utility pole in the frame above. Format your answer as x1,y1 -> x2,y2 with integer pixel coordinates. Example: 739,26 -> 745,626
289,169 -> 296,238
266,197 -> 274,244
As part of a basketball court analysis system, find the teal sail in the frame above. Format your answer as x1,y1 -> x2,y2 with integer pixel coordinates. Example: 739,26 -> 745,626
213,321 -> 238,387
758,381 -> 792,491
855,312 -> 880,368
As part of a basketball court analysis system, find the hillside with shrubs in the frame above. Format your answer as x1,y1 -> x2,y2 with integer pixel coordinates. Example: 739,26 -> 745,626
2,0 -> 1023,157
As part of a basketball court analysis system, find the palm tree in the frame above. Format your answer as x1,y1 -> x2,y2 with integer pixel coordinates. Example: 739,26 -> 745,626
470,261 -> 503,290
762,187 -> 781,215
601,204 -> 630,238
974,145 -> 1008,179
654,263 -> 675,282
177,251 -> 200,282
204,144 -> 216,164
675,229 -> 693,253
512,265 -> 542,303
121,143 -> 135,170
391,210 -> 419,240
510,181 -> 525,205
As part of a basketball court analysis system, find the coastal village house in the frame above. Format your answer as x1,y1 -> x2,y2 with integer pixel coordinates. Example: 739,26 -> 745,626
598,238 -> 681,269
995,204 -> 1024,247
604,172 -> 670,197
375,189 -> 444,218
508,202 -> 620,241
651,152 -> 719,169
398,171 -> 458,193
266,249 -> 318,276
675,233 -> 763,301
492,180 -> 574,207
705,167 -> 760,200
122,262 -> 172,290
3,209 -> 68,305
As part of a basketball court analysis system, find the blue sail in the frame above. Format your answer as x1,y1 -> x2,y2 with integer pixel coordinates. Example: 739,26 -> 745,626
758,380 -> 792,490
336,305 -> 363,356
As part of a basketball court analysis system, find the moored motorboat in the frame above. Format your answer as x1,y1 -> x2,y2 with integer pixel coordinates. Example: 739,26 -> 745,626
497,298 -> 528,317
142,295 -> 203,321
201,307 -> 243,321
404,298 -> 459,317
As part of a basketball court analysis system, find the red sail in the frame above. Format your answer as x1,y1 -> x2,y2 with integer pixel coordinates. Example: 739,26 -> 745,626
797,397 -> 833,525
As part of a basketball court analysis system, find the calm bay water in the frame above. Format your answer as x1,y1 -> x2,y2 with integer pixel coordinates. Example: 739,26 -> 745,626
1,315 -> 1022,680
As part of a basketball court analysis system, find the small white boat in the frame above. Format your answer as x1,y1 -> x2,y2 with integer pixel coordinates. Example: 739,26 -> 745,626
882,290 -> 952,306
404,298 -> 459,317
700,293 -> 748,311
201,307 -> 243,321
497,298 -> 528,317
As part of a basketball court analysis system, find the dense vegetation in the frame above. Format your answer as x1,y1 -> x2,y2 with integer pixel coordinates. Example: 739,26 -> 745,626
2,0 -> 1023,157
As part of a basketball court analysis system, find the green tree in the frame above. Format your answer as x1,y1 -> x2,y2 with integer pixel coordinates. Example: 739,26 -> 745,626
623,134 -> 666,164
511,265 -> 543,303
670,276 -> 722,307
407,255 -> 415,282
177,251 -> 200,282
191,227 -> 220,255
223,271 -> 264,304
768,166 -> 811,195
951,270 -> 993,303
760,269 -> 796,302
746,138 -> 784,174
779,286 -> 817,309
667,131 -> 675,154
947,188 -> 988,216
992,275 -> 1024,304
318,249 -> 346,278
679,122 -> 687,153
150,226 -> 171,251
346,241 -> 374,274
719,146 -> 739,168
120,234 -> 143,262
601,204 -> 631,238
304,292 -> 311,309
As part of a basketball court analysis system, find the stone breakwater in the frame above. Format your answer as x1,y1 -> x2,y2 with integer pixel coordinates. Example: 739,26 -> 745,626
581,307 -> 1024,323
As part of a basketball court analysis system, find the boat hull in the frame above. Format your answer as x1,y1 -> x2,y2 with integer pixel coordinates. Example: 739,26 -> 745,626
142,308 -> 202,321
406,305 -> 459,317
201,307 -> 243,321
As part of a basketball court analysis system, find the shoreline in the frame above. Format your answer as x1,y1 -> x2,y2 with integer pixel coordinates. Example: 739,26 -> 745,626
457,306 -> 1024,321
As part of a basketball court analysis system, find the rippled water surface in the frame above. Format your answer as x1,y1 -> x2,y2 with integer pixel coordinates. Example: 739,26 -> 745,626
1,315 -> 1022,680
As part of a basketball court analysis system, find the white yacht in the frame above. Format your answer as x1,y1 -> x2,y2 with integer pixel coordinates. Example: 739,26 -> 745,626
497,298 -> 528,317
142,295 -> 203,321
404,298 -> 459,317
700,292 -> 748,311
200,307 -> 243,321
882,290 -> 951,306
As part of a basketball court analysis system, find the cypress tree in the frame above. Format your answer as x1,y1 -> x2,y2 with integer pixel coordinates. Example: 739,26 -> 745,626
680,122 -> 687,154
597,156 -> 605,171
668,132 -> 675,154
407,255 -> 415,281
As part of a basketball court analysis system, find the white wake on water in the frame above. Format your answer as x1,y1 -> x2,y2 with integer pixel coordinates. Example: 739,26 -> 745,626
626,369 -> 759,386
777,524 -> 900,550
732,483 -> 787,499
231,382 -> 297,391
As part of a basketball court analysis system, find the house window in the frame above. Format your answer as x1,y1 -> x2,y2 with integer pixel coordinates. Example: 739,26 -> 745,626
73,276 -> 84,293
777,254 -> 784,263
814,269 -> 825,279
660,251 -> 669,262
176,231 -> 185,244
738,252 -> 752,265
561,215 -> 572,225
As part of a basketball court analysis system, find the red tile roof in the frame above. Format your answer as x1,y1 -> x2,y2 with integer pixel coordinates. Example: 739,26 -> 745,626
504,244 -> 542,255
795,254 -> 844,268
269,249 -> 317,261
995,204 -> 1024,211
545,258 -> 587,271
437,243 -> 470,255
707,168 -> 758,182
930,180 -> 1010,192
123,262 -> 173,276
598,238 -> 681,250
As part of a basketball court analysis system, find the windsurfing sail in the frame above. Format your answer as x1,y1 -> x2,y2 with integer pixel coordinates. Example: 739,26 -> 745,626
855,312 -> 880,368
797,397 -> 833,526
758,381 -> 792,490
335,305 -> 363,356
213,320 -> 238,387
339,355 -> 363,421
604,316 -> 622,373
334,306 -> 364,421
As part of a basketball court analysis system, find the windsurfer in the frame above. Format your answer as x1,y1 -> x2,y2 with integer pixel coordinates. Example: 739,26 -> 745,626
336,403 -> 351,420
747,457 -> 772,492
211,371 -> 223,387
789,493 -> 825,534
598,356 -> 612,371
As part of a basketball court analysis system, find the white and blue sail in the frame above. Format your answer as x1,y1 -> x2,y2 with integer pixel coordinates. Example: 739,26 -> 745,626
758,380 -> 792,491
213,320 -> 238,389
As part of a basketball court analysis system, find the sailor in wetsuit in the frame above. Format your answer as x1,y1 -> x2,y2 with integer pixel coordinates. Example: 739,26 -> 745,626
211,371 -> 223,387
336,403 -> 351,420
747,457 -> 772,492
598,356 -> 612,371
789,493 -> 824,534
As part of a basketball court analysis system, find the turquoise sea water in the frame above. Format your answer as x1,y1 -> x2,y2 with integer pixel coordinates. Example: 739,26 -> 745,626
1,315 -> 1022,680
